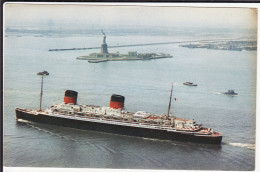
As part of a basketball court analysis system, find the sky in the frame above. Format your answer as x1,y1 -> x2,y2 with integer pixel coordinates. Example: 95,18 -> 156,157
4,3 -> 258,30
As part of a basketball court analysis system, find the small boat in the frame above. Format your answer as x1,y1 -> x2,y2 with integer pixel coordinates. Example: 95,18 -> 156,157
37,71 -> 49,76
223,90 -> 238,96
183,82 -> 197,86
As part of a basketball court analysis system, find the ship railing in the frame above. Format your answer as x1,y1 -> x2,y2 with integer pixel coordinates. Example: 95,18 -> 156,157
161,126 -> 171,130
140,123 -> 150,125
212,132 -> 222,136
51,112 -> 177,130
121,121 -> 132,123
103,116 -> 171,129
131,122 -> 139,124
104,118 -> 113,121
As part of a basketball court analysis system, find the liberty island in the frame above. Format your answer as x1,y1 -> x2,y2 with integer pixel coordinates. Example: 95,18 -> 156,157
76,31 -> 173,63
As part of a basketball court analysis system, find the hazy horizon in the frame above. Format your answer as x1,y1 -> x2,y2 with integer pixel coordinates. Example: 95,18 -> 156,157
4,3 -> 257,31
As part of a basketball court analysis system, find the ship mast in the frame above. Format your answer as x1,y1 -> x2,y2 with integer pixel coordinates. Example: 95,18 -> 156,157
38,71 -> 49,111
39,76 -> 43,111
166,83 -> 173,119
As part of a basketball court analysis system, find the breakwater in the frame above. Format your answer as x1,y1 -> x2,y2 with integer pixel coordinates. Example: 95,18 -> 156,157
48,39 -> 229,51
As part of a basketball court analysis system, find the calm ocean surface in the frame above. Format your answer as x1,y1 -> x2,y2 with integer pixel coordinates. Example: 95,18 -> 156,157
3,32 -> 256,170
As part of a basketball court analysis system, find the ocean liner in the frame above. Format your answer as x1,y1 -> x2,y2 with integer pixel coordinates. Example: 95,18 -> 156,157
15,75 -> 222,144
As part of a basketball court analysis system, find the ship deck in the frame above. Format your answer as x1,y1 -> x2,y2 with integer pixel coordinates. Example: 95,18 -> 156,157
16,108 -> 221,137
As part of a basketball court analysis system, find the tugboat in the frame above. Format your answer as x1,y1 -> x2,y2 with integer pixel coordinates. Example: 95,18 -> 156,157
37,70 -> 49,76
15,74 -> 222,144
223,90 -> 238,96
183,82 -> 197,86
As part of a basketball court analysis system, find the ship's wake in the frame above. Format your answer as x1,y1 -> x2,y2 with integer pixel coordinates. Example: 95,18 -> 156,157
227,142 -> 255,150
213,92 -> 238,96
17,119 -> 78,141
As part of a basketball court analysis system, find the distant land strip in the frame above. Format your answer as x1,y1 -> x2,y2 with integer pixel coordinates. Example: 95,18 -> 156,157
48,39 -> 232,51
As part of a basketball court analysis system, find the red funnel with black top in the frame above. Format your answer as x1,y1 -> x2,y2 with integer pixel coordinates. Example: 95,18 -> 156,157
110,94 -> 125,109
64,90 -> 78,105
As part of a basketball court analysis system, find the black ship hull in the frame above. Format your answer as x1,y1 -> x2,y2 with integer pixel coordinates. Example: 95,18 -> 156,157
15,109 -> 222,144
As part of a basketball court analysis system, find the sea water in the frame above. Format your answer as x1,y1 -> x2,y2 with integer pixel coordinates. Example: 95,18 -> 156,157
3,31 -> 256,170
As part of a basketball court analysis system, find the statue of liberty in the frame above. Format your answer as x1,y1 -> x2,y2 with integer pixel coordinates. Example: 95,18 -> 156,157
100,30 -> 108,53
101,30 -> 106,44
